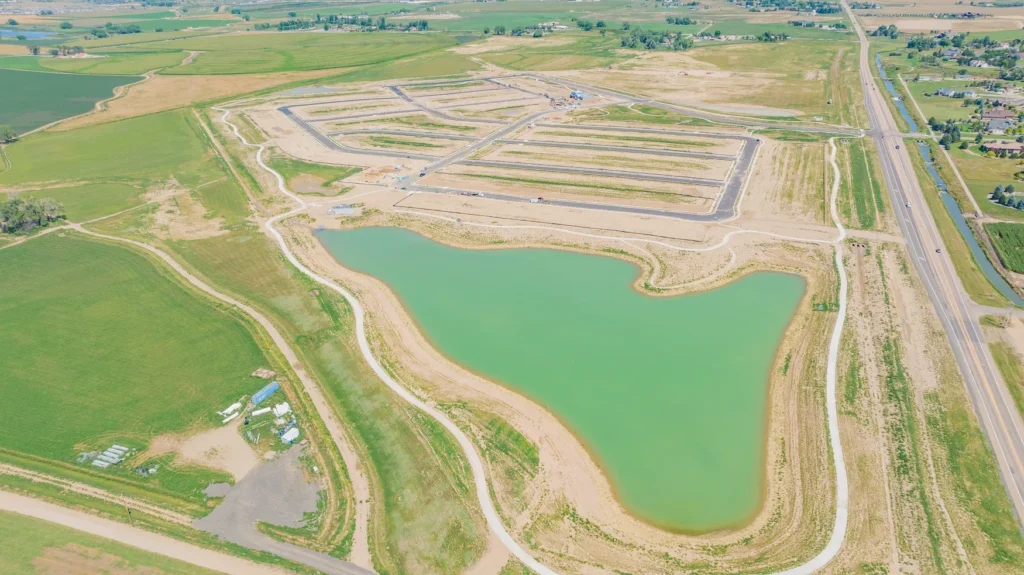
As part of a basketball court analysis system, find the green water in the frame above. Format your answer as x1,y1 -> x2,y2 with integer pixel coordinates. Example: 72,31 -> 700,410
318,227 -> 806,531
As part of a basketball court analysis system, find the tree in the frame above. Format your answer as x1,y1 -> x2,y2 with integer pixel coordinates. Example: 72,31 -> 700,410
960,141 -> 969,149
60,21 -> 73,29
622,22 -> 630,30
494,25 -> 506,35
0,125 -> 17,144
596,20 -> 606,28
1008,184 -> 1017,193
48,48 -> 59,57
324,23 -> 330,31
288,11 -> 297,17
29,46 -> 39,56
0,197 -> 66,234
483,27 -> 490,34
533,29 -> 543,38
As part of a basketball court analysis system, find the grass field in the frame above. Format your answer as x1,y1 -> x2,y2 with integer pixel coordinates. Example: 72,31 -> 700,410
904,80 -> 976,122
0,51 -> 187,75
985,222 -> 1024,274
0,110 -> 214,187
0,69 -> 136,134
158,32 -> 454,75
326,51 -> 481,84
266,155 -> 360,195
947,147 -> 1024,223
0,232 -> 267,468
0,510 -> 221,575
990,341 -> 1024,422
570,104 -> 713,126
688,40 -> 860,123
4,183 -> 145,222
477,34 -> 625,71
838,138 -> 886,229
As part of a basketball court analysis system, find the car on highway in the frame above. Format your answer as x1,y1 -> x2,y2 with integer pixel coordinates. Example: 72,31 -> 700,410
936,248 -> 942,253
419,172 -> 426,177
905,202 -> 910,208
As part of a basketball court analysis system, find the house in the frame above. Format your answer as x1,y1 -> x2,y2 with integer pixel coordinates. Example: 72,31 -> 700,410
935,88 -> 976,98
940,48 -> 961,58
988,118 -> 1015,134
327,204 -> 355,216
970,60 -> 992,68
985,141 -> 1024,153
983,107 -> 1017,120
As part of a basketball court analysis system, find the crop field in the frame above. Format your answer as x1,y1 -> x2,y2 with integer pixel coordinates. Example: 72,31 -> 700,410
837,138 -> 887,230
158,32 -> 455,75
0,510 -> 220,575
3,183 -> 145,222
0,110 -> 216,187
0,69 -> 137,134
0,232 -> 267,472
985,222 -> 1024,273
0,51 -> 187,75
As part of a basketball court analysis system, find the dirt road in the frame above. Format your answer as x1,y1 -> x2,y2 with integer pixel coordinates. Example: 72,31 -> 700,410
0,489 -> 290,575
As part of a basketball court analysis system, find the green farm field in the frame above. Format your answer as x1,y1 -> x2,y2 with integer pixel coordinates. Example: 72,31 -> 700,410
0,510 -> 220,575
0,231 -> 267,467
0,51 -> 188,75
0,69 -> 137,134
158,32 -> 455,75
838,138 -> 887,230
986,222 -> 1024,274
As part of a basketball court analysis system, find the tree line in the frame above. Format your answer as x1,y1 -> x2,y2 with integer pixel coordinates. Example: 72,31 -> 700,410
0,198 -> 67,235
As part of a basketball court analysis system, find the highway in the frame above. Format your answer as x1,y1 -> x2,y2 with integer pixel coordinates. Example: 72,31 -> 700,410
844,0 -> 1024,528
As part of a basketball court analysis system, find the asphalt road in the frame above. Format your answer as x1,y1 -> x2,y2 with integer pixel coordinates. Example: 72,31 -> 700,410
845,0 -> 1024,528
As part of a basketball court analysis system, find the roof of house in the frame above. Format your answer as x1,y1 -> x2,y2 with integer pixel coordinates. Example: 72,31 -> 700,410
984,107 -> 1017,119
986,141 -> 1024,151
989,119 -> 1015,131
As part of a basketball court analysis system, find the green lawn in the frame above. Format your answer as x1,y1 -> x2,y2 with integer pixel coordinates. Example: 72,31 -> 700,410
0,69 -> 137,134
0,51 -> 187,75
903,80 -> 975,122
0,232 -> 268,463
947,147 -> 1024,222
158,32 -> 455,75
0,510 -> 220,575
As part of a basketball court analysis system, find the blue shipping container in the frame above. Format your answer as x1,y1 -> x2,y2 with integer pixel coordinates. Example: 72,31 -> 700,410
252,381 -> 280,405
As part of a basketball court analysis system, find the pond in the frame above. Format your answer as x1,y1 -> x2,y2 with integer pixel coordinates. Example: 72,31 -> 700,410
318,226 -> 806,532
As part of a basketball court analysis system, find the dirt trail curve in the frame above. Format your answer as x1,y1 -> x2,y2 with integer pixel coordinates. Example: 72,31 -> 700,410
0,489 -> 290,575
63,223 -> 374,572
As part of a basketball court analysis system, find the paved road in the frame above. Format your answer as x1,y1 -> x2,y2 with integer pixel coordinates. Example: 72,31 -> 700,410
0,490 -> 291,575
388,85 -> 505,125
279,106 -> 435,161
495,138 -> 737,160
846,0 -> 1024,528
